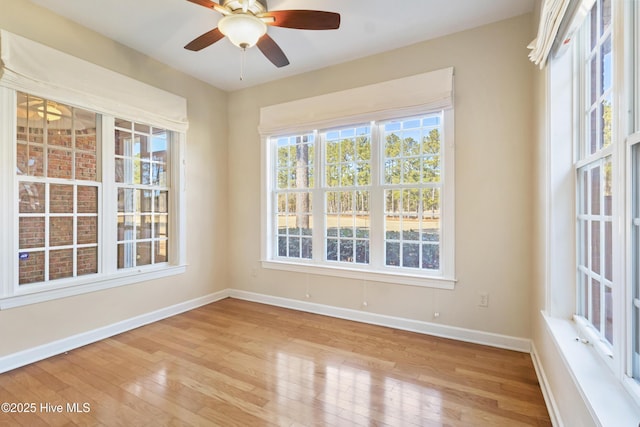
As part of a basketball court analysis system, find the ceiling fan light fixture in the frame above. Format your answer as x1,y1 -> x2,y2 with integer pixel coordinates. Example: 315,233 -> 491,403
218,13 -> 267,49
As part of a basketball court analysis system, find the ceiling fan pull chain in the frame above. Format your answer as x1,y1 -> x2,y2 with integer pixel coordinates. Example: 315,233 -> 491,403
240,47 -> 246,81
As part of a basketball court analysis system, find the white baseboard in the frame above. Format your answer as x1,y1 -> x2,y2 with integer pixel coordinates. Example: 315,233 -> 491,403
228,289 -> 531,353
0,289 -> 230,374
531,341 -> 563,427
0,288 -> 533,377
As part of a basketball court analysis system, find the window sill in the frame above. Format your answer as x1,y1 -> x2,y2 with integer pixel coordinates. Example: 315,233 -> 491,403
261,260 -> 456,289
0,264 -> 187,310
542,312 -> 640,425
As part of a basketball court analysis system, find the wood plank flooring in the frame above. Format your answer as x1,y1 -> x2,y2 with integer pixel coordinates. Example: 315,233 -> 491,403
0,298 -> 551,426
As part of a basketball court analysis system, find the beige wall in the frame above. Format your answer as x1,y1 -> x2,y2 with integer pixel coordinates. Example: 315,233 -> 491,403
228,14 -> 535,339
0,0 -> 229,356
0,0 -> 539,357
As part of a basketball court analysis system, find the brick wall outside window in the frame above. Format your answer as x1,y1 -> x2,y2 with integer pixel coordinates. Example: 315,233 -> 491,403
17,92 -> 99,285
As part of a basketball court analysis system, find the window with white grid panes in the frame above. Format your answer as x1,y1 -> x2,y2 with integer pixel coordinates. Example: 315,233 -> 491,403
268,112 -> 448,279
576,0 -> 614,346
16,92 -> 99,285
383,115 -> 442,270
274,133 -> 314,259
115,119 -> 170,268
325,126 -> 371,264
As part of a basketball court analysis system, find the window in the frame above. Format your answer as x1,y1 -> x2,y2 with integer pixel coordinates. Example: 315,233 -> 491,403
0,30 -> 188,309
2,90 -> 185,306
17,93 -> 100,284
575,0 -> 615,352
382,117 -> 442,270
115,119 -> 171,269
260,69 -> 455,288
275,132 -> 315,260
265,111 -> 453,288
325,125 -> 371,265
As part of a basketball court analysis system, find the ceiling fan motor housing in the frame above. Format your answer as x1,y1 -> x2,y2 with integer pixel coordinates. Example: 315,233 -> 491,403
222,0 -> 267,14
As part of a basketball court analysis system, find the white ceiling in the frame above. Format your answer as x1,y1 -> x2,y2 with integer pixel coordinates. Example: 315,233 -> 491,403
29,0 -> 534,92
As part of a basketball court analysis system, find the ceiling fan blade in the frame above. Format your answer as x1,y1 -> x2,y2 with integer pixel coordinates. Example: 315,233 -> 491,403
184,28 -> 225,51
186,0 -> 219,9
257,34 -> 290,68
262,10 -> 340,30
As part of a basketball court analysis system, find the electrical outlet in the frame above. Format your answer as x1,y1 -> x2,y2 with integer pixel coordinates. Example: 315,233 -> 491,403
478,292 -> 489,307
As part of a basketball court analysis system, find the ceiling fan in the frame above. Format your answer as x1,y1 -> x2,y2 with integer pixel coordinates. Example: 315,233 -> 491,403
184,0 -> 341,68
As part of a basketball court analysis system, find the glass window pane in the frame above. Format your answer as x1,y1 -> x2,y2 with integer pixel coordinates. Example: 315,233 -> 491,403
601,95 -> 612,149
115,130 -> 131,156
601,36 -> 612,94
423,156 -> 440,183
77,247 -> 98,276
75,151 -> 97,181
136,241 -> 152,266
19,182 -> 45,213
154,215 -> 168,238
155,240 -> 168,263
50,217 -> 73,246
402,243 -> 419,268
19,251 -> 45,285
601,0 -> 611,34
278,236 -> 287,257
118,215 -> 135,241
589,109 -> 598,155
591,220 -> 601,274
605,285 -> 613,344
137,215 -> 153,239
339,240 -> 353,262
355,240 -> 369,264
19,217 -> 45,249
47,103 -> 72,148
75,109 -> 97,151
50,184 -> 74,214
49,248 -> 74,280
288,237 -> 300,258
385,134 -> 401,158
77,217 -> 98,245
422,244 -> 440,270
115,118 -> 132,130
385,159 -> 401,184
589,56 -> 597,106
591,166 -> 601,215
326,238 -> 338,261
301,238 -> 312,259
135,123 -> 150,134
591,279 -> 601,331
47,148 -> 72,179
78,186 -> 98,214
386,242 -> 400,266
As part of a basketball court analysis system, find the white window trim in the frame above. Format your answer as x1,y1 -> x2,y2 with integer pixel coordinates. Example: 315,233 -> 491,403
259,69 -> 455,289
543,0 -> 640,419
0,30 -> 189,310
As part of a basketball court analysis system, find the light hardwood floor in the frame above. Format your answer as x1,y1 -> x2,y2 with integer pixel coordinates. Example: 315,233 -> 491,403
0,298 -> 551,426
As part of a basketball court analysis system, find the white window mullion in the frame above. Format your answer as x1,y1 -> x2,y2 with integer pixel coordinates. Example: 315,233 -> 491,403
101,116 -> 117,275
441,109 -> 456,278
0,87 -> 16,297
171,131 -> 187,266
313,130 -> 324,264
369,122 -> 384,269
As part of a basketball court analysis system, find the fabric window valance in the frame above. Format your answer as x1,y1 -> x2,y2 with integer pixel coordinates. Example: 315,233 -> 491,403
0,30 -> 188,132
259,67 -> 454,135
